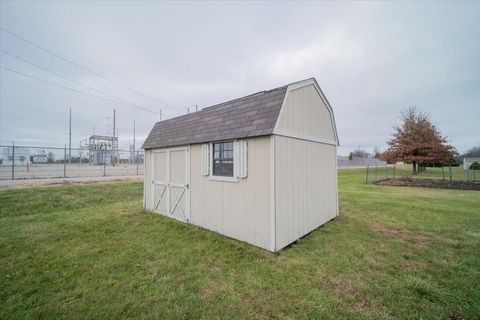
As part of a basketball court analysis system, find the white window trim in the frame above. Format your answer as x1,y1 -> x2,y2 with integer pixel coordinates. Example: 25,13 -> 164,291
209,141 -> 239,183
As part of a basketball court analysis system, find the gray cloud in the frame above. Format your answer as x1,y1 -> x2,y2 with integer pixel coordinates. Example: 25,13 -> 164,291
1,1 -> 479,154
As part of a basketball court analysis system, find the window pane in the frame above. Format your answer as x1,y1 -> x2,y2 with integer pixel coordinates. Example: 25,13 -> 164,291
212,141 -> 234,177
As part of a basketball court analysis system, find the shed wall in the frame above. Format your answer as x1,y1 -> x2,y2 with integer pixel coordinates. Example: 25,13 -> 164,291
190,135 -> 272,250
274,135 -> 338,250
275,84 -> 336,143
144,149 -> 153,209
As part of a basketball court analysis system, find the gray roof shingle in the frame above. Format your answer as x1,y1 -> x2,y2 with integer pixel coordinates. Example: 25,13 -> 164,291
142,85 -> 287,149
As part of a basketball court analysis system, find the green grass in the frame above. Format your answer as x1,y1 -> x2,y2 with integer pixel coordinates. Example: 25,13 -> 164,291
1,172 -> 479,319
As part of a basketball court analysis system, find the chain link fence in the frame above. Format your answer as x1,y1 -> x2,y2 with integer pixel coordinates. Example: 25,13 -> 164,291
338,156 -> 387,168
0,144 -> 144,180
365,164 -> 479,184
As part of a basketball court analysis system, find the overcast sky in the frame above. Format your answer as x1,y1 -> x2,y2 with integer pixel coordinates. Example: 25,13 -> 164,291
1,1 -> 479,155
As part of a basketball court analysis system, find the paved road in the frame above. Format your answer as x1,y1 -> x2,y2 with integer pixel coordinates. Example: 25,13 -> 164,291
0,175 -> 143,189
0,164 -> 144,180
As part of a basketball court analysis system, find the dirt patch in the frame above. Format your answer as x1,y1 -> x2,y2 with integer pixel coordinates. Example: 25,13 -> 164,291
369,223 -> 432,250
370,223 -> 432,242
375,178 -> 480,191
329,277 -> 387,317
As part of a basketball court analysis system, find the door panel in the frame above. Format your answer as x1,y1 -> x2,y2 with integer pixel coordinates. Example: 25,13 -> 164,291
154,152 -> 167,181
170,149 -> 186,182
153,151 -> 168,214
169,149 -> 188,221
152,147 -> 189,223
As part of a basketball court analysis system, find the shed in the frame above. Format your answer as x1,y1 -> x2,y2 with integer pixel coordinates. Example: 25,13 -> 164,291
463,158 -> 480,170
142,78 -> 339,252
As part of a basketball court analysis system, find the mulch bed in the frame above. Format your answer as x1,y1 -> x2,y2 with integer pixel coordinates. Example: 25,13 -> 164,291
375,177 -> 480,191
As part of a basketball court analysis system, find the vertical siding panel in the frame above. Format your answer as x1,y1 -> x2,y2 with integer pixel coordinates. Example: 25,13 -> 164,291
274,135 -> 338,250
187,136 -> 271,250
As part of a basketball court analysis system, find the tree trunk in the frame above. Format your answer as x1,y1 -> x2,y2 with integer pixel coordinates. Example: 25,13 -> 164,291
413,161 -> 417,175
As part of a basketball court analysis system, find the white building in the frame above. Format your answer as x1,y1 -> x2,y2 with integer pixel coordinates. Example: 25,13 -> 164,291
143,78 -> 339,252
464,158 -> 480,170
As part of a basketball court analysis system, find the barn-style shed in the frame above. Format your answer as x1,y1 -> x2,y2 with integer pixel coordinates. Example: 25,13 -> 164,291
142,78 -> 339,252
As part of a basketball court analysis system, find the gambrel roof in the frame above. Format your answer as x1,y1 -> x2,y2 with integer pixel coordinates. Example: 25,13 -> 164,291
143,78 -> 338,149
143,86 -> 287,149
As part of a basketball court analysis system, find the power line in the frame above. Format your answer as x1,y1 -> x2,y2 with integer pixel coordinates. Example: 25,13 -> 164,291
0,105 -> 105,118
0,26 -> 188,113
2,7 -> 187,110
0,65 -> 163,114
1,49 -> 162,114
0,113 -> 101,126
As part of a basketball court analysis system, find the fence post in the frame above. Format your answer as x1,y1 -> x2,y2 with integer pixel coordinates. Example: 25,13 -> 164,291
442,166 -> 445,180
375,165 -> 378,182
393,164 -> 396,179
385,165 -> 388,179
64,145 -> 67,178
365,165 -> 369,184
11,141 -> 15,180
103,150 -> 106,177
449,164 -> 452,182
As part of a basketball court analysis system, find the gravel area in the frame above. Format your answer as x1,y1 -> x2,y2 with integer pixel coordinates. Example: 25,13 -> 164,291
0,175 -> 143,189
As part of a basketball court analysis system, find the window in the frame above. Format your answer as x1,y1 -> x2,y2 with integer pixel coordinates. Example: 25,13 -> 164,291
213,141 -> 234,177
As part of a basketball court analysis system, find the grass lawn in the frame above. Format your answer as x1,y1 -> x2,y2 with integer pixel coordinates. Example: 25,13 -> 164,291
1,170 -> 479,319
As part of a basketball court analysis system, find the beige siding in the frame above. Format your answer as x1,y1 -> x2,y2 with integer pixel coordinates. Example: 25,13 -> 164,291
190,136 -> 272,250
274,135 -> 338,250
275,84 -> 336,142
143,149 -> 153,210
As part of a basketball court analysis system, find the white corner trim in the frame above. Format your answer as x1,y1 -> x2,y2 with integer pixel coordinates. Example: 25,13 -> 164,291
334,147 -> 339,217
270,135 -> 276,252
274,130 -> 337,146
143,150 -> 147,209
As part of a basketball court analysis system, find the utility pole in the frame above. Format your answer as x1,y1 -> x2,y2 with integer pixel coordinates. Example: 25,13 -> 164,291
188,107 -> 190,114
133,120 -> 136,164
195,104 -> 198,112
159,109 -> 162,121
69,107 -> 71,164
112,108 -> 116,166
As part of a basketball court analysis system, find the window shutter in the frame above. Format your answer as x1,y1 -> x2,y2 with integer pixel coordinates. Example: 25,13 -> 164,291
202,144 -> 210,176
238,140 -> 248,178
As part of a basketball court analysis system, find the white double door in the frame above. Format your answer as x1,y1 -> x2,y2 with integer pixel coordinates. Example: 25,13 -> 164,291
152,146 -> 190,223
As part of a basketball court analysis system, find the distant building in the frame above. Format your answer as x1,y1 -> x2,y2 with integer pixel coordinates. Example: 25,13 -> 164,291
0,146 -> 31,166
463,158 -> 480,170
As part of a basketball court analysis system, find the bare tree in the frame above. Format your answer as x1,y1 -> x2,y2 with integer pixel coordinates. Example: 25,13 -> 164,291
373,146 -> 382,159
47,152 -> 55,163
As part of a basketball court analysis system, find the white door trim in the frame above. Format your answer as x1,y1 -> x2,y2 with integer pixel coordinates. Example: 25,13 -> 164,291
151,146 -> 190,223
